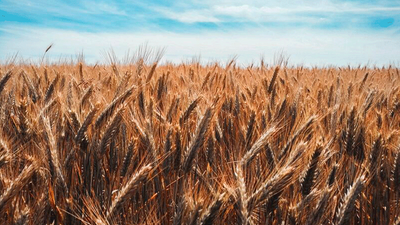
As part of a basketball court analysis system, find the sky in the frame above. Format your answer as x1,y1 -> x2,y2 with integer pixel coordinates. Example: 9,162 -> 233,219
0,0 -> 400,66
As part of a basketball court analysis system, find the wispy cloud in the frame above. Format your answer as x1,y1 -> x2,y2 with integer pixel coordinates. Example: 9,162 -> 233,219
0,0 -> 399,66
0,0 -> 127,16
154,8 -> 219,23
212,5 -> 400,15
156,2 -> 400,26
1,25 -> 399,66
81,1 -> 127,16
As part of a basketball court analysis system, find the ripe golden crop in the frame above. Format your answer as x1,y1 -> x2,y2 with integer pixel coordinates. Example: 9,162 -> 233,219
0,61 -> 399,224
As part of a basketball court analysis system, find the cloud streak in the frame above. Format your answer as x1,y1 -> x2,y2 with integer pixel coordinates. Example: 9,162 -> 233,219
0,0 -> 399,66
156,3 -> 400,25
1,25 -> 399,67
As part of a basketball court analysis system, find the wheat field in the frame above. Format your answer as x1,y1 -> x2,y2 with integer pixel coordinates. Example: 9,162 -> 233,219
0,59 -> 400,225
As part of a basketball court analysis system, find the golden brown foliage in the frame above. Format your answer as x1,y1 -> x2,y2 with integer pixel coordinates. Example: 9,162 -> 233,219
1,62 -> 400,224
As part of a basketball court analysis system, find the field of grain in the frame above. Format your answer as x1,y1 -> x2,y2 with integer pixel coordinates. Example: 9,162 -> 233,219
0,60 -> 400,224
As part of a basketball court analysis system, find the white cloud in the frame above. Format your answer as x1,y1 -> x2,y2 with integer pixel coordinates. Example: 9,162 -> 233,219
154,8 -> 220,23
0,0 -> 88,17
0,0 -> 127,18
1,25 -> 399,67
81,1 -> 127,16
213,4 -> 400,16
152,0 -> 400,24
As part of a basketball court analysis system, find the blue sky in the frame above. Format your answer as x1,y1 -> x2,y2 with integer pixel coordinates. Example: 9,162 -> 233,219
0,0 -> 400,66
